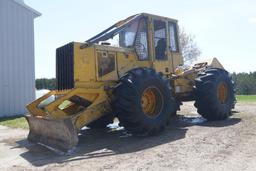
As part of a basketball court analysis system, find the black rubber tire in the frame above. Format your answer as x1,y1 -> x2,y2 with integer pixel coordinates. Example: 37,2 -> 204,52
87,114 -> 114,129
112,68 -> 177,136
194,68 -> 236,121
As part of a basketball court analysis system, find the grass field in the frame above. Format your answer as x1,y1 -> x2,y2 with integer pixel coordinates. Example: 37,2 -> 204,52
0,95 -> 255,129
236,95 -> 256,102
0,116 -> 28,129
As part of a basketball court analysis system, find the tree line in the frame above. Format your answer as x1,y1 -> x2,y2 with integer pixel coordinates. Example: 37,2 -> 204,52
36,78 -> 56,90
35,72 -> 256,95
232,72 -> 256,95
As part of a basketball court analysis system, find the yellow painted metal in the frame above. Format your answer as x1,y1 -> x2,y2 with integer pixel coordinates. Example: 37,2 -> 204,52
171,53 -> 183,71
74,92 -> 111,130
69,14 -> 185,88
141,87 -> 163,117
173,57 -> 226,95
116,51 -> 151,76
27,87 -> 109,128
206,57 -> 224,69
174,77 -> 194,94
26,87 -> 110,150
25,13 -> 228,150
95,51 -> 118,81
146,14 -> 183,75
73,43 -> 96,83
27,90 -> 70,117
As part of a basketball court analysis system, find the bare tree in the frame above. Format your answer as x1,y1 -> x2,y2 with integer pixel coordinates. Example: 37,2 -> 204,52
179,28 -> 201,65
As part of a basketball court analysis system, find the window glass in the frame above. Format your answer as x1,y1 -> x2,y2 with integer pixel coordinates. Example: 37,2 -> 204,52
169,22 -> 178,52
119,21 -> 139,47
96,20 -> 139,48
106,34 -> 119,47
154,20 -> 167,60
135,18 -> 148,60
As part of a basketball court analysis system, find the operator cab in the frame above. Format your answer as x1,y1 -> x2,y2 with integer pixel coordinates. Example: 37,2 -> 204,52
86,13 -> 183,76
86,13 -> 181,65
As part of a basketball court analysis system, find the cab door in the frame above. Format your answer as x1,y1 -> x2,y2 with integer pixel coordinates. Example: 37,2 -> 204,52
151,19 -> 172,76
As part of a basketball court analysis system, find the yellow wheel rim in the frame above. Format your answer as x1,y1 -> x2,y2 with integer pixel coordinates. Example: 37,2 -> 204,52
141,87 -> 163,118
217,82 -> 228,104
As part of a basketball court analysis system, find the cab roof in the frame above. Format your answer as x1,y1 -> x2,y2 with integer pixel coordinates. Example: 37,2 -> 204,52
116,13 -> 178,27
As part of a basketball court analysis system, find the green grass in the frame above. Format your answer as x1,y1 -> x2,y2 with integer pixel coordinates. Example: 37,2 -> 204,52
236,95 -> 256,102
0,116 -> 28,129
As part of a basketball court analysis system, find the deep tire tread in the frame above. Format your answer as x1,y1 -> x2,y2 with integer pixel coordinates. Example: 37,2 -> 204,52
112,68 -> 177,136
194,68 -> 236,121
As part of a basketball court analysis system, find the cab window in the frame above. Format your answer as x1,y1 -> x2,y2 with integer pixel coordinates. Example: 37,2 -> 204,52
169,22 -> 179,52
154,20 -> 167,60
135,18 -> 149,60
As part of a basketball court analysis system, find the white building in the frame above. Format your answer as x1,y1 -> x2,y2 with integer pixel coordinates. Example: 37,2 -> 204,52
0,0 -> 40,117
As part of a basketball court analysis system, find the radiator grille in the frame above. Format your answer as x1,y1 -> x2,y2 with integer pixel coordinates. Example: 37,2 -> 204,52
56,42 -> 74,90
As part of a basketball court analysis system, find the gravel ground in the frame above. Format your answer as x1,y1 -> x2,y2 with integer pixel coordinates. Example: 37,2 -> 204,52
0,102 -> 256,171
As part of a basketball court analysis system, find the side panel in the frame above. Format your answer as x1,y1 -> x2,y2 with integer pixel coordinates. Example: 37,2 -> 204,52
153,61 -> 171,75
96,50 -> 118,81
171,53 -> 183,71
95,45 -> 150,79
73,43 -> 96,85
117,52 -> 151,77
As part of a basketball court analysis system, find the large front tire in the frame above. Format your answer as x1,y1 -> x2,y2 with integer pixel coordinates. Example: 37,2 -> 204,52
194,68 -> 235,121
112,68 -> 177,136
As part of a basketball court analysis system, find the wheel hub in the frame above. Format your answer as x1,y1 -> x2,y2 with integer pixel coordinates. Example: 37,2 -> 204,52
217,82 -> 228,104
141,87 -> 163,117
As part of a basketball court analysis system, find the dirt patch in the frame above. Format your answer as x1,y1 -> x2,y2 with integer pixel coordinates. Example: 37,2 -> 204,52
0,102 -> 256,171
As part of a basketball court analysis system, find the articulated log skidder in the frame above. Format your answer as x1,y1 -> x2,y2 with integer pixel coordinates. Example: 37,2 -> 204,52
26,13 -> 236,150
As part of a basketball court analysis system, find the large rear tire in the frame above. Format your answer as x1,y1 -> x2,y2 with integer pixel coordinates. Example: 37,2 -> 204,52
112,68 -> 177,136
194,68 -> 235,121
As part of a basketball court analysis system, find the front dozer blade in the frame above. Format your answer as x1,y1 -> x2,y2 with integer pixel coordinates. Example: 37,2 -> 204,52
25,115 -> 78,151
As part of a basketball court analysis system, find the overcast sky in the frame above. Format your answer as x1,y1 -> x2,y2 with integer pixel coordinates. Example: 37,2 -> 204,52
25,0 -> 256,78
